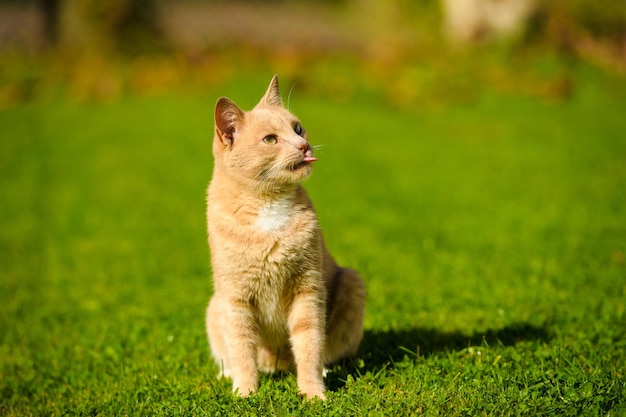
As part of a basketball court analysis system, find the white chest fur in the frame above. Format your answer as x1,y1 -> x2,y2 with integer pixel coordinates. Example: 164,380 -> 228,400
256,198 -> 293,232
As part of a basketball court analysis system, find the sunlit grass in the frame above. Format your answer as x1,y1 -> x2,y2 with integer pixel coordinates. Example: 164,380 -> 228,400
1,65 -> 625,415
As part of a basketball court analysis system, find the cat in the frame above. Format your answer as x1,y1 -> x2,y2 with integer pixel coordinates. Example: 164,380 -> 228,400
205,75 -> 366,400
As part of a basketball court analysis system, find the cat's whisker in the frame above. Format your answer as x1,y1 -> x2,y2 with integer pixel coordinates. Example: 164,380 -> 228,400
287,83 -> 296,112
312,144 -> 329,152
311,144 -> 329,158
257,164 -> 288,193
257,170 -> 276,193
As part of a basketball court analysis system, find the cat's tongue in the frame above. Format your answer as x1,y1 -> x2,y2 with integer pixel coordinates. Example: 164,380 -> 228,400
303,156 -> 317,163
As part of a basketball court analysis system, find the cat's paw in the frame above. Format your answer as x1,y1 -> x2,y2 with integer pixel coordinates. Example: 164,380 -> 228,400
301,389 -> 326,401
232,377 -> 258,398
299,381 -> 327,401
233,385 -> 256,398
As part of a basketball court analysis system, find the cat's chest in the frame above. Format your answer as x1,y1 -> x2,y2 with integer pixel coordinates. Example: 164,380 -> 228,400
256,199 -> 294,232
252,197 -> 319,269
209,191 -> 318,265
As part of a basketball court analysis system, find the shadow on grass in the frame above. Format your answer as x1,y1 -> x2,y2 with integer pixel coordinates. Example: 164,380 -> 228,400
326,322 -> 551,391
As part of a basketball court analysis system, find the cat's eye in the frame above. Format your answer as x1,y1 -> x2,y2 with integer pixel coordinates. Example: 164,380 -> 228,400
294,123 -> 304,136
263,135 -> 278,145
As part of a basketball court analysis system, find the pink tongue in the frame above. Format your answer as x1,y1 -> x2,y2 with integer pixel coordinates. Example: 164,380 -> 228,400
303,157 -> 317,163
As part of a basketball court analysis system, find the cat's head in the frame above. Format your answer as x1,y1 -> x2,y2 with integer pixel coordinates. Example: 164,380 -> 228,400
213,75 -> 316,194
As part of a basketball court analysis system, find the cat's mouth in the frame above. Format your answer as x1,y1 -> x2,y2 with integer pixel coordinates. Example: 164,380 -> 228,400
289,156 -> 317,171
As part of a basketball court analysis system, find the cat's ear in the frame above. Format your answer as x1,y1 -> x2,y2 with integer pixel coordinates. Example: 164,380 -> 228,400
258,75 -> 282,107
215,97 -> 244,146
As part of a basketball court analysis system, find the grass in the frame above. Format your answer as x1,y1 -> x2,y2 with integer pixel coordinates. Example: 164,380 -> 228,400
1,66 -> 625,416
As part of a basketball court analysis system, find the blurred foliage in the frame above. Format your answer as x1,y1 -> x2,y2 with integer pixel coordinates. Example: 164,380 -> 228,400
0,0 -> 624,109
59,0 -> 165,55
561,0 -> 626,39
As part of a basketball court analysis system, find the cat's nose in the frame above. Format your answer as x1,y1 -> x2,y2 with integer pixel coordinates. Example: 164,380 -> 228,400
296,141 -> 310,154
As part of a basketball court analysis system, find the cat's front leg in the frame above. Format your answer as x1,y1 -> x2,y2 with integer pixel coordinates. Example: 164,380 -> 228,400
206,296 -> 232,378
288,287 -> 327,400
221,298 -> 260,397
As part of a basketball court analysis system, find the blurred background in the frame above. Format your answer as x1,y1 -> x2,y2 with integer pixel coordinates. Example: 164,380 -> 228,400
0,0 -> 624,108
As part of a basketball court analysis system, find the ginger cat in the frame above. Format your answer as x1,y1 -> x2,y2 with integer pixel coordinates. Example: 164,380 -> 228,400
205,76 -> 366,400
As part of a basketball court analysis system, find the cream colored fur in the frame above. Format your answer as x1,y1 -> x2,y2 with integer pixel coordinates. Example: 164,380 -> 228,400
205,75 -> 366,400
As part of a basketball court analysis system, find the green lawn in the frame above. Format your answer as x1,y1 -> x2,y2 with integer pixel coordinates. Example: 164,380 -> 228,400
1,68 -> 625,415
